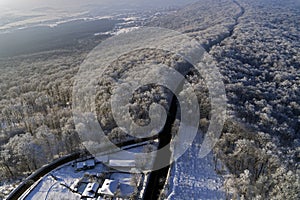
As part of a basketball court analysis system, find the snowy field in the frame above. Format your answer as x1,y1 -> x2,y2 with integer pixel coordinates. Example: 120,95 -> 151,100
167,133 -> 225,200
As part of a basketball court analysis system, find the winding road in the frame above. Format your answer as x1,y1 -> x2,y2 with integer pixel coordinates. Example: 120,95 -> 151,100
206,0 -> 245,52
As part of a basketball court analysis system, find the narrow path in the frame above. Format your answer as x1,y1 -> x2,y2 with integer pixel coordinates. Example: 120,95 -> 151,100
205,0 -> 245,52
44,181 -> 59,200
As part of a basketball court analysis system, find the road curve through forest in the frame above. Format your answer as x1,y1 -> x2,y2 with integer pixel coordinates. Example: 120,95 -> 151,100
205,0 -> 245,52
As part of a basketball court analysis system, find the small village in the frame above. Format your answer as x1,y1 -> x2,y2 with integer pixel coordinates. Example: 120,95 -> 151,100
19,142 -> 155,200
67,157 -> 144,199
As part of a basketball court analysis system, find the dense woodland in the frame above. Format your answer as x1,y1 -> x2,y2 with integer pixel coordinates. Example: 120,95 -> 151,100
0,51 -> 85,180
0,0 -> 299,199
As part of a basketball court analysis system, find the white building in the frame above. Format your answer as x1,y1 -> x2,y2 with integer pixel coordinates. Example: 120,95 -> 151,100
82,182 -> 100,198
98,179 -> 118,196
75,159 -> 96,171
108,160 -> 135,168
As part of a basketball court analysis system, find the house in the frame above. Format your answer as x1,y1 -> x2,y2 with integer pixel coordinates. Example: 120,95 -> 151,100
70,179 -> 80,192
108,160 -> 135,168
95,155 -> 109,164
98,179 -> 135,198
75,159 -> 96,171
82,182 -> 100,198
98,179 -> 118,196
86,159 -> 96,168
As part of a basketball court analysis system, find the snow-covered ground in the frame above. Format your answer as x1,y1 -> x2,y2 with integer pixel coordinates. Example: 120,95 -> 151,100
94,14 -> 146,36
166,133 -> 225,200
0,6 -> 143,34
0,10 -> 88,33
21,163 -> 105,200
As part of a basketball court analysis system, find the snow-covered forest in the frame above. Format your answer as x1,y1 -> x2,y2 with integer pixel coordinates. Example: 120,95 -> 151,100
0,0 -> 299,199
0,51 -> 86,180
149,0 -> 299,199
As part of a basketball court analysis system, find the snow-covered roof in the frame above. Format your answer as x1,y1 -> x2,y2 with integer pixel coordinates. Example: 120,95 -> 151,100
70,179 -> 80,192
76,162 -> 84,170
95,155 -> 109,163
86,159 -> 95,167
82,182 -> 100,198
109,160 -> 135,167
75,159 -> 96,170
98,179 -> 118,196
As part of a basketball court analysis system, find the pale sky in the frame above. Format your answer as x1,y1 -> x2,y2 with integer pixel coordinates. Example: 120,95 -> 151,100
0,0 -> 200,11
0,0 -> 103,9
